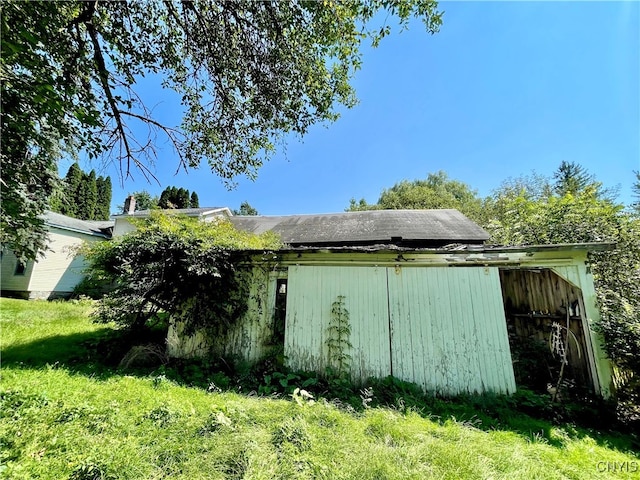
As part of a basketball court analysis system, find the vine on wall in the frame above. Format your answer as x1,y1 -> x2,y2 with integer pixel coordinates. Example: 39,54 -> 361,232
326,295 -> 352,376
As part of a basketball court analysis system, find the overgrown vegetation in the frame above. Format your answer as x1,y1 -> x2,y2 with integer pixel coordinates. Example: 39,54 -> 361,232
347,162 -> 640,407
81,213 -> 281,334
2,298 -> 639,479
486,176 -> 640,410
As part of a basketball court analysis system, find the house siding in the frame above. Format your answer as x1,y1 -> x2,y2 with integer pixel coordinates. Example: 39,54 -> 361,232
165,248 -> 611,397
552,265 -> 613,398
113,217 -> 137,237
26,228 -> 101,297
285,265 -> 392,381
167,267 -> 278,361
1,227 -> 102,299
388,266 -> 515,395
0,250 -> 35,295
217,267 -> 278,361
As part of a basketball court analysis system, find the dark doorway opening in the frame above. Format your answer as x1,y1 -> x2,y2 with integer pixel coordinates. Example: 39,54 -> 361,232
499,268 -> 595,396
273,278 -> 288,346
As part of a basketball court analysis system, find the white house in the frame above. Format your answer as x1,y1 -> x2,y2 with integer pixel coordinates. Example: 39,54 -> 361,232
0,212 -> 113,299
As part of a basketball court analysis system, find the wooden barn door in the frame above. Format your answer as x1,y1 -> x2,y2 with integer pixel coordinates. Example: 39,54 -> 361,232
387,266 -> 516,395
284,265 -> 516,395
284,266 -> 392,382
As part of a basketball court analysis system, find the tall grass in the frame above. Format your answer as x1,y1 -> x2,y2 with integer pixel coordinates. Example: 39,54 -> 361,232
1,298 -> 638,479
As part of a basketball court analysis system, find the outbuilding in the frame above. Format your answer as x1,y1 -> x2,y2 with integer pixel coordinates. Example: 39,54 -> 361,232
166,209 -> 613,398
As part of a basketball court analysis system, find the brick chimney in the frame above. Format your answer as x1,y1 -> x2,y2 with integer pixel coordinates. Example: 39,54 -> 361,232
123,195 -> 136,214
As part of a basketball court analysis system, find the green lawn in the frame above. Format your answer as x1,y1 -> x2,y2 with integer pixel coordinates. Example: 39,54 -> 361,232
1,298 -> 638,479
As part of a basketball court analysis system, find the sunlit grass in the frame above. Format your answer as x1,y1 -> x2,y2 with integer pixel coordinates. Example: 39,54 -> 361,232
0,298 -> 109,365
1,298 -> 638,479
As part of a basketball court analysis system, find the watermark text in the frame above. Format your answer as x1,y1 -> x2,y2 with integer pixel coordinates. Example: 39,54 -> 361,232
596,461 -> 638,473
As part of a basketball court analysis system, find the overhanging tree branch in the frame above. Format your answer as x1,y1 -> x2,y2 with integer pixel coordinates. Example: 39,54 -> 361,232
2,0 -> 443,260
85,20 -> 139,180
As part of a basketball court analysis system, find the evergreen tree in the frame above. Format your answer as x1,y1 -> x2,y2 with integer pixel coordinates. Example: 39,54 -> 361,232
190,192 -> 200,208
168,187 -> 178,208
233,201 -> 259,216
77,170 -> 98,219
158,186 -> 199,209
158,188 -> 171,209
553,161 -> 596,197
96,175 -> 112,220
48,165 -> 65,214
48,186 -> 65,214
61,162 -> 83,217
104,176 -> 112,218
176,187 -> 187,208
50,163 -> 111,220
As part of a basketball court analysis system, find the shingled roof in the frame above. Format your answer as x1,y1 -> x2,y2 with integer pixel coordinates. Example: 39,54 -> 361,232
230,209 -> 489,247
113,207 -> 231,218
43,212 -> 113,238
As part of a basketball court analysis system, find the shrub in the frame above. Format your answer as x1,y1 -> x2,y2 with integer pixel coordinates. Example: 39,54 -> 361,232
81,213 -> 281,334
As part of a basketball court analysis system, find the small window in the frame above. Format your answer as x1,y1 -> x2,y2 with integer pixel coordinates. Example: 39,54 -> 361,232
15,261 -> 27,276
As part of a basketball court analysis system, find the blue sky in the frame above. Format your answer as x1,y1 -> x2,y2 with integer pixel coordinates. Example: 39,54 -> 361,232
67,1 -> 639,215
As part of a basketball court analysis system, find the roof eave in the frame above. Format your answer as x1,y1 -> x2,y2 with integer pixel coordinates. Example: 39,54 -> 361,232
233,241 -> 616,255
46,223 -> 112,239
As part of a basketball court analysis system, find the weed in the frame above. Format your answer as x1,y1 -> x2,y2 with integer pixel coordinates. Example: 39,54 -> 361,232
199,410 -> 234,435
142,405 -> 178,427
208,371 -> 232,391
56,406 -> 91,423
152,374 -> 168,389
69,461 -> 113,480
326,295 -> 352,376
119,344 -> 167,369
273,416 -> 312,452
259,371 -> 301,395
0,390 -> 49,418
360,387 -> 374,408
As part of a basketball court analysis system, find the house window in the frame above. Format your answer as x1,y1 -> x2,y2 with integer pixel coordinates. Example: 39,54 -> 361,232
14,261 -> 27,276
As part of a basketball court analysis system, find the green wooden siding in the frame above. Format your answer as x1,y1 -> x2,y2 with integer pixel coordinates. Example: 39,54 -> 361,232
217,267 -> 276,361
388,266 -> 515,395
168,267 -> 278,361
285,265 -> 392,381
284,265 -> 516,395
